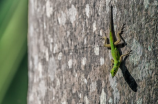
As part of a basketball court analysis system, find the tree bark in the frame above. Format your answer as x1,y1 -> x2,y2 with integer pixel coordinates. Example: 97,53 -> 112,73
28,0 -> 158,104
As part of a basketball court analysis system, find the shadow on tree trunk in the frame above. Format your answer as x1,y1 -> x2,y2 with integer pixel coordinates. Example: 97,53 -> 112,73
120,56 -> 137,92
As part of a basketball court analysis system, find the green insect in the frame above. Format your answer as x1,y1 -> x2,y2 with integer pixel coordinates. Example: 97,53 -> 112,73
102,6 -> 131,77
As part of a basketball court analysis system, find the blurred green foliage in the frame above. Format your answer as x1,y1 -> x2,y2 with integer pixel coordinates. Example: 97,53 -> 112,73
0,0 -> 28,104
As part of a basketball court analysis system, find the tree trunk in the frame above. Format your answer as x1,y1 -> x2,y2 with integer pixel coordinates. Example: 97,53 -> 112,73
28,0 -> 158,104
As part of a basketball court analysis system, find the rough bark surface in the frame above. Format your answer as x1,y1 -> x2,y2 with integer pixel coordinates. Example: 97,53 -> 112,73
28,0 -> 158,104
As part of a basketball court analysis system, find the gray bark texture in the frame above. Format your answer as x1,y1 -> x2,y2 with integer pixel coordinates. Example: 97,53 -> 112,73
28,0 -> 158,104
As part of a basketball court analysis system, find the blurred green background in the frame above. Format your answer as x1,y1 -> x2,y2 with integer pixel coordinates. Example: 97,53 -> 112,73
0,0 -> 28,104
